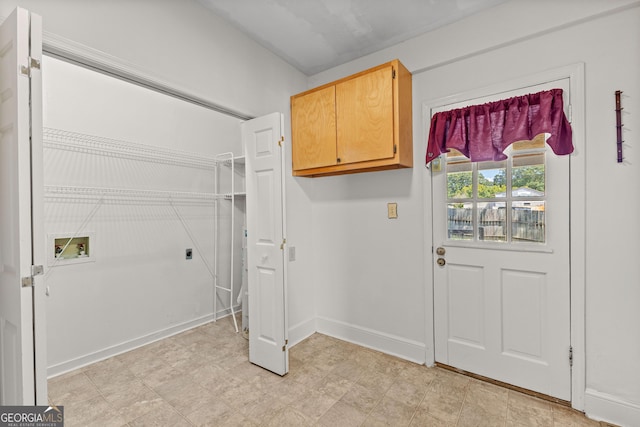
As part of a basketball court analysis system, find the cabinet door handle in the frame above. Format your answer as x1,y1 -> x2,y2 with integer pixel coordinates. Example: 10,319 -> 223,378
337,157 -> 341,163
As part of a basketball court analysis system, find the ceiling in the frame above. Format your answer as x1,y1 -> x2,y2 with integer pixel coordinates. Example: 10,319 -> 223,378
198,0 -> 508,75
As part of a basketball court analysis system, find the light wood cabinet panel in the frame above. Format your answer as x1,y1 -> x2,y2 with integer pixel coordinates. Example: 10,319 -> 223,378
291,85 -> 336,170
291,59 -> 412,177
336,65 -> 394,165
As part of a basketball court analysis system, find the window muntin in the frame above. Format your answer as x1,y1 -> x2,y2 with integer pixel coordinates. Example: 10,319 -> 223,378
445,136 -> 547,244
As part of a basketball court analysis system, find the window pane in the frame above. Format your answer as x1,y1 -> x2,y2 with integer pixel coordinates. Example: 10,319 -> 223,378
478,161 -> 506,199
512,201 -> 545,243
512,153 -> 545,196
447,159 -> 472,199
478,202 -> 506,242
448,202 -> 473,240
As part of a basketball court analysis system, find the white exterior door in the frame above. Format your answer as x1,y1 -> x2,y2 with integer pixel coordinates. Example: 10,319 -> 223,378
243,112 -> 288,375
0,7 -> 46,405
432,80 -> 572,400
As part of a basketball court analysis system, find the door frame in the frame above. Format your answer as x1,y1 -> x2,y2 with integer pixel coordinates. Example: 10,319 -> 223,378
422,63 -> 586,410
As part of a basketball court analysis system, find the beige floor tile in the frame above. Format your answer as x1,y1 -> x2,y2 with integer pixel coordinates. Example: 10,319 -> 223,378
385,377 -> 429,408
419,388 -> 466,424
263,406 -> 313,426
507,391 -> 553,427
458,401 -> 508,427
184,398 -> 233,425
263,375 -> 310,404
138,362 -> 186,389
218,376 -> 267,409
410,408 -> 455,426
330,358 -> 367,382
83,357 -> 138,395
313,372 -> 356,400
552,405 -> 602,427
152,373 -> 217,415
397,363 -> 438,389
237,394 -> 288,425
63,395 -> 128,427
48,371 -> 101,406
129,405 -> 192,426
116,346 -> 166,377
289,389 -> 339,422
101,379 -> 165,423
357,369 -> 396,395
366,394 -> 417,426
285,362 -> 328,387
464,380 -> 508,418
318,400 -> 368,427
340,382 -> 385,414
48,325 -> 605,427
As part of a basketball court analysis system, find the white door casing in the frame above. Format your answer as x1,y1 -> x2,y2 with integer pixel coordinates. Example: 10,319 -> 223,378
0,7 -> 46,405
430,79 -> 572,400
243,112 -> 288,375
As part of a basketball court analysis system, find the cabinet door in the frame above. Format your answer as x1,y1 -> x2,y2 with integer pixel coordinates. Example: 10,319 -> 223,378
291,85 -> 337,170
336,65 -> 394,165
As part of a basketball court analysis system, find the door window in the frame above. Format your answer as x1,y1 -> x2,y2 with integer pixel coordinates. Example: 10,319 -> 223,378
445,134 -> 547,244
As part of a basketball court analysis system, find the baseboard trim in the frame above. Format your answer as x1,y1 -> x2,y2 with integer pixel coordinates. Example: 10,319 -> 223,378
316,316 -> 426,364
288,317 -> 316,347
584,388 -> 640,426
47,313 -> 215,378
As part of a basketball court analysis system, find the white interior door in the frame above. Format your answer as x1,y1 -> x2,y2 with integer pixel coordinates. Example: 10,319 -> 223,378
0,7 -> 46,405
432,79 -> 572,400
243,112 -> 288,375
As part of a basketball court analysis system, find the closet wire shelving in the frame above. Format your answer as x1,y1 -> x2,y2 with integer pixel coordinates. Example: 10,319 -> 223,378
214,152 -> 246,333
43,128 -> 245,332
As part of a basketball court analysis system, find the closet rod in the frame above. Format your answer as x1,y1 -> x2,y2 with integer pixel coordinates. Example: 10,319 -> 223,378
43,42 -> 255,122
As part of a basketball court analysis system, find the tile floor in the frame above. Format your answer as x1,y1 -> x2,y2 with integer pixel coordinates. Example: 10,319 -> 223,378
48,316 -> 606,426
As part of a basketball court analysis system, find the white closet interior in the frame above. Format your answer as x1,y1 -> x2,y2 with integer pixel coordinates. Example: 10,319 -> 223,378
43,55 -> 248,376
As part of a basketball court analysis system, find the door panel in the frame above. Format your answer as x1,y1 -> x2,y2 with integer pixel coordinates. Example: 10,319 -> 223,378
0,7 -> 43,405
432,79 -> 571,400
243,112 -> 288,375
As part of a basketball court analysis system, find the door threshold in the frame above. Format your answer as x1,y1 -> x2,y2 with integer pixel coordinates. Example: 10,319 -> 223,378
435,363 -> 571,407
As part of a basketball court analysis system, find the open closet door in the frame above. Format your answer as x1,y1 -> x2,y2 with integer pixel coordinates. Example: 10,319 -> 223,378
0,7 -> 46,405
243,112 -> 288,375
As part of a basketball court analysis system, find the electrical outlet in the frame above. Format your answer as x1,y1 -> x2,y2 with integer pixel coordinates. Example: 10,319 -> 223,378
289,246 -> 296,262
186,248 -> 193,260
387,203 -> 398,219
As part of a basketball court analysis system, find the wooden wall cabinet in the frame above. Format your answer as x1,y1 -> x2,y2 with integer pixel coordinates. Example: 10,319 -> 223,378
291,59 -> 412,177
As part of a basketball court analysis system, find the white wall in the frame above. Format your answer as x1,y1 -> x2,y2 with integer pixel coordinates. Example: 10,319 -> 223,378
305,0 -> 640,425
42,56 -> 243,374
1,0 -> 316,370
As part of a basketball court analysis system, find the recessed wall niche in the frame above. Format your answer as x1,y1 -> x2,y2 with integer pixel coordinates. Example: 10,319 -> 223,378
47,233 -> 95,266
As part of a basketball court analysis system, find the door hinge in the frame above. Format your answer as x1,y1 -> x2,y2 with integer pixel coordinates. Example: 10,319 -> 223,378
22,265 -> 44,288
282,339 -> 289,352
20,57 -> 41,77
278,136 -> 284,147
568,104 -> 573,123
280,238 -> 287,250
569,346 -> 573,367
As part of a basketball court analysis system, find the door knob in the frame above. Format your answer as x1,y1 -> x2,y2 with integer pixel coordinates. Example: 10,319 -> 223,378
436,247 -> 445,256
437,258 -> 446,266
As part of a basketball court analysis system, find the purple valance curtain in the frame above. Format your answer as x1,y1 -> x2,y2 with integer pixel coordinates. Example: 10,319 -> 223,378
426,88 -> 573,164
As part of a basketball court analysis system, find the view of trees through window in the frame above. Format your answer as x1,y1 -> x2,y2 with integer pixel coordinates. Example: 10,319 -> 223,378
444,138 -> 547,244
447,165 -> 545,199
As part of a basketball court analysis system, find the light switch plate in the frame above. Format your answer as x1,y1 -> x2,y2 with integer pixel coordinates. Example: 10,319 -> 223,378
387,203 -> 398,219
